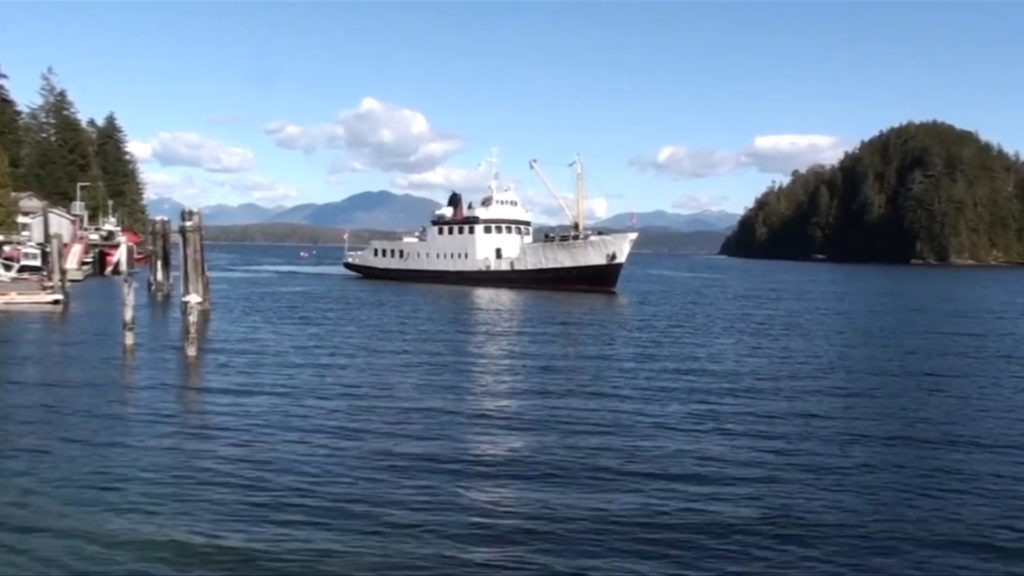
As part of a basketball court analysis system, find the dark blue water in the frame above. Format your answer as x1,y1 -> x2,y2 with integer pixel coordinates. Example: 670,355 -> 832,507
1,243 -> 1023,575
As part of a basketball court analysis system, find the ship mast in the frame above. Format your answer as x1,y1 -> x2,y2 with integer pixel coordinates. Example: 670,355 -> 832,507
484,147 -> 500,193
570,154 -> 584,235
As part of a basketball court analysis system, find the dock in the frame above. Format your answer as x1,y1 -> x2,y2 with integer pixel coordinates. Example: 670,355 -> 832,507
0,279 -> 65,307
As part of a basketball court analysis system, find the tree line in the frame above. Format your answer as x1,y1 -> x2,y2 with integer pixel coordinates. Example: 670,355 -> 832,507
0,66 -> 147,232
720,120 -> 1024,264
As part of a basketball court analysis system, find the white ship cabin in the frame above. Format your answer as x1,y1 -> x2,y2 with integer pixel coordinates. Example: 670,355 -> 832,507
358,184 -> 536,269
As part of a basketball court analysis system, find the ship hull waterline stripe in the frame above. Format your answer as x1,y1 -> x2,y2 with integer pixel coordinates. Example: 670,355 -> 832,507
342,262 -> 626,293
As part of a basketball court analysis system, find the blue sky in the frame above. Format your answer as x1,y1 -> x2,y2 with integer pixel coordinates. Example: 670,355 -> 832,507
1,1 -> 1022,223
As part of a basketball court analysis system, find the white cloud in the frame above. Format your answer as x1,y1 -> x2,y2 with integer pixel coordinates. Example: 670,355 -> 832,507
142,172 -> 203,200
129,132 -> 255,173
393,165 -> 494,192
143,172 -> 298,206
631,134 -> 848,179
127,141 -> 153,163
211,174 -> 299,204
266,96 -> 461,174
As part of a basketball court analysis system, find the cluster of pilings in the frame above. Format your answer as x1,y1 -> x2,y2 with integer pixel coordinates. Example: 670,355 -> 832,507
123,208 -> 210,357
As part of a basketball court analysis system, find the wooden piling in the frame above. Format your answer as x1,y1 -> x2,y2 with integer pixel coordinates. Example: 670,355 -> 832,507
147,218 -> 172,297
179,208 -> 210,311
41,204 -> 51,270
184,296 -> 199,357
123,275 -> 135,348
48,232 -> 66,301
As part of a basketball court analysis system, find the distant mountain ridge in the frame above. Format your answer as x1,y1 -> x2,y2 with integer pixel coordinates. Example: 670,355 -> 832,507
594,209 -> 740,231
145,190 -> 442,229
145,191 -> 740,232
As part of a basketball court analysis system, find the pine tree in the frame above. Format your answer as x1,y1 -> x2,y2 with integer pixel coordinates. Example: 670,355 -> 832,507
21,67 -> 105,214
0,66 -> 25,191
0,147 -> 16,230
94,112 -> 147,230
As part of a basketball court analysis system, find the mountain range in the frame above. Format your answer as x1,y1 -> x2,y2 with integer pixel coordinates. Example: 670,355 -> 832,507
145,190 -> 740,232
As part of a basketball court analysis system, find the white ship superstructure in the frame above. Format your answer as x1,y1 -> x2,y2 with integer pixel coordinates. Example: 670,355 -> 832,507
343,151 -> 638,292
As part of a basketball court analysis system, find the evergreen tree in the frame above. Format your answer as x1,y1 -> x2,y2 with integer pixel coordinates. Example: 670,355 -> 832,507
0,66 -> 25,190
21,67 -> 106,214
720,120 -> 1024,265
93,112 -> 147,230
0,147 -> 16,230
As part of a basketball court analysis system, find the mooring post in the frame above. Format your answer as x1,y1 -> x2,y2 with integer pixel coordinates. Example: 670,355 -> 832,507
147,218 -> 172,297
41,203 -> 51,271
179,208 -> 210,312
183,293 -> 201,357
123,275 -> 135,348
161,218 -> 172,293
48,232 -> 65,295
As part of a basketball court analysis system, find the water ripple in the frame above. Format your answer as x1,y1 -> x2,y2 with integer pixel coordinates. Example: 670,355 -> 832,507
0,245 -> 1022,574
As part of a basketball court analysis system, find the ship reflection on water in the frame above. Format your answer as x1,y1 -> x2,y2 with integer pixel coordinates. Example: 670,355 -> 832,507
463,287 -> 527,459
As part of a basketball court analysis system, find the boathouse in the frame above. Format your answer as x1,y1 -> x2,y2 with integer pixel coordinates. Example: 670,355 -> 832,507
24,206 -> 77,244
11,192 -> 79,244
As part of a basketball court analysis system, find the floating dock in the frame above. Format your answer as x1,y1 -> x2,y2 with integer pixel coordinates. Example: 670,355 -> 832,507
0,279 -> 65,307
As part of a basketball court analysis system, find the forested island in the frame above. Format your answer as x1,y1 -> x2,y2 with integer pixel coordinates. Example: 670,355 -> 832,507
720,121 -> 1024,265
0,66 -> 147,230
203,223 -> 728,254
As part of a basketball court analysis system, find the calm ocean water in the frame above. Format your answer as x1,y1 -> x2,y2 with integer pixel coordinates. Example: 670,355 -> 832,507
1,243 -> 1022,575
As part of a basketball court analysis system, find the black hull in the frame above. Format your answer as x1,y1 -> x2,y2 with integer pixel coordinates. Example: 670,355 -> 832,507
342,262 -> 626,293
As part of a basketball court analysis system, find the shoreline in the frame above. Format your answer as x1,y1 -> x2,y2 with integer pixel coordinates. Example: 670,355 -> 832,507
720,252 -> 1024,269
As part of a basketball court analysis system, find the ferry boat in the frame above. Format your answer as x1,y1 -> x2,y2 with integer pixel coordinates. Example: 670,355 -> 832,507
342,152 -> 639,293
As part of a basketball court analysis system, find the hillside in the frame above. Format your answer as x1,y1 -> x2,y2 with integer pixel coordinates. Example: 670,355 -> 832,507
720,120 -> 1024,264
145,190 -> 440,229
202,223 -> 726,254
270,190 -> 441,229
203,202 -> 286,225
595,209 -> 739,231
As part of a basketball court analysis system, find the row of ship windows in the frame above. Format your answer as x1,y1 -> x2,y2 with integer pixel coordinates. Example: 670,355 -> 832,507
374,248 -> 471,260
438,224 -> 530,236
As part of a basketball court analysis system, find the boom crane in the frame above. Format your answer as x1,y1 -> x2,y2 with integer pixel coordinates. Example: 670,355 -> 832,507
528,159 -> 579,232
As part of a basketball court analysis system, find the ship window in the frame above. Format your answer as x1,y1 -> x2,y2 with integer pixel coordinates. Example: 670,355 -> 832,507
399,249 -> 404,259
390,249 -> 395,258
526,227 -> 531,236
374,248 -> 378,256
468,226 -> 475,234
515,226 -> 522,235
458,226 -> 464,235
438,227 -> 444,235
484,225 -> 492,234
505,225 -> 512,234
447,226 -> 454,235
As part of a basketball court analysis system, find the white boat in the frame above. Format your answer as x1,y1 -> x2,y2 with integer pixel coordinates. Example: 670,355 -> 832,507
0,245 -> 46,282
343,151 -> 639,293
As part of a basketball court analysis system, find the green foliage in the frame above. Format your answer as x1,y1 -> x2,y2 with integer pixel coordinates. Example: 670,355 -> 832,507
0,66 -> 25,190
0,66 -> 147,229
93,113 -> 147,230
720,121 -> 1024,264
0,147 -> 15,229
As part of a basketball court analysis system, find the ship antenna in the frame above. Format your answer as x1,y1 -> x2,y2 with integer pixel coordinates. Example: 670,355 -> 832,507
570,153 -> 584,235
484,147 -> 500,193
